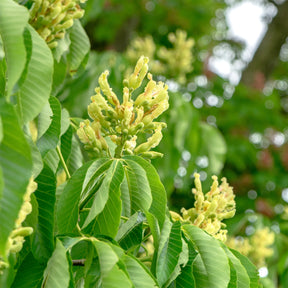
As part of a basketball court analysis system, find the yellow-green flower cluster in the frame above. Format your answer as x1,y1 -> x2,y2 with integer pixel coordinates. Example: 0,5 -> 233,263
158,30 -> 194,84
126,36 -> 165,75
0,178 -> 37,272
29,0 -> 87,48
77,56 -> 169,158
282,206 -> 288,220
227,227 -> 274,267
126,30 -> 194,84
171,173 -> 236,242
126,36 -> 156,64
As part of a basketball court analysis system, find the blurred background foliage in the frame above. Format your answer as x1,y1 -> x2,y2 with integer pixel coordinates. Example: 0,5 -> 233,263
52,0 -> 288,286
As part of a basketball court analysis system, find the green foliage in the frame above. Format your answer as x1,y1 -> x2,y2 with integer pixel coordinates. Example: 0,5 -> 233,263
0,0 -> 265,287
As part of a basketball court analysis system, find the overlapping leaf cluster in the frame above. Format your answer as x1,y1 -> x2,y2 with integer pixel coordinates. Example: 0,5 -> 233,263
0,0 -> 261,287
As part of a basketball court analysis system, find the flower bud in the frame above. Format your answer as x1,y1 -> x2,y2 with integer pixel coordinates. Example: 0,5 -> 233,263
99,71 -> 120,106
55,19 -> 74,31
134,128 -> 163,154
139,151 -> 163,159
127,56 -> 149,90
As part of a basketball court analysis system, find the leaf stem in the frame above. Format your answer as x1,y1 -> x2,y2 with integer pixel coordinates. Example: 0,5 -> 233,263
80,208 -> 91,212
139,255 -> 152,262
142,232 -> 152,242
121,216 -> 129,222
56,145 -> 71,179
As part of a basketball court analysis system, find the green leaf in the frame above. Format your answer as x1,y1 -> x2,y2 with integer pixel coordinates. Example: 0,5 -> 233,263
183,225 -> 230,288
221,244 -> 250,288
42,239 -> 70,288
33,164 -> 56,262
123,255 -> 159,288
80,158 -> 113,209
60,125 -> 73,165
17,25 -> 53,124
199,122 -> 227,174
26,133 -> 43,178
227,258 -> 238,288
0,0 -> 29,97
156,220 -> 182,287
167,238 -> 189,286
0,100 -> 32,256
0,166 -> 3,200
60,108 -> 71,136
122,158 -> 152,213
43,149 -> 59,174
116,211 -> 145,250
92,240 -> 119,276
230,249 -> 260,288
82,159 -> 124,229
37,97 -> 61,157
102,264 -> 133,288
175,241 -> 197,288
0,59 -> 6,96
67,20 -> 90,73
124,156 -> 167,229
11,253 -> 45,288
120,175 -> 131,216
57,161 -> 93,234
51,56 -> 67,96
67,134 -> 83,174
0,116 -> 2,143
87,191 -> 122,238
92,241 -> 133,287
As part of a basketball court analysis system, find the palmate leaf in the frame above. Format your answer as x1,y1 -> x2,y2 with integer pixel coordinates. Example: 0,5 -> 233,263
85,186 -> 122,238
183,225 -> 230,288
0,0 -> 28,97
60,236 -> 159,287
42,239 -> 70,288
17,25 -> 53,124
0,101 -> 32,256
83,160 -> 124,238
32,164 -> 56,263
81,159 -> 118,228
80,158 -> 112,203
156,220 -> 183,287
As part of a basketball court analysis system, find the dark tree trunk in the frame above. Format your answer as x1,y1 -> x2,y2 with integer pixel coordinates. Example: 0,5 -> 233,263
241,0 -> 288,89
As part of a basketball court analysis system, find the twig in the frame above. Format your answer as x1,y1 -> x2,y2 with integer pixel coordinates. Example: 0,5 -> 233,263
56,145 -> 71,179
72,259 -> 86,266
